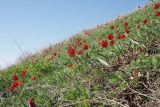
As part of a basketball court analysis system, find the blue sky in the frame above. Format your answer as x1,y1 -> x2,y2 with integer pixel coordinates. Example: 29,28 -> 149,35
0,0 -> 149,69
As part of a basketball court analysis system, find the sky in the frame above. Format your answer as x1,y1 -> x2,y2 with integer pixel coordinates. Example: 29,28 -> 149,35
0,0 -> 149,69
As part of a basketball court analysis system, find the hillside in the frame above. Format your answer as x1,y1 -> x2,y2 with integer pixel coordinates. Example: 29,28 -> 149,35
0,1 -> 160,107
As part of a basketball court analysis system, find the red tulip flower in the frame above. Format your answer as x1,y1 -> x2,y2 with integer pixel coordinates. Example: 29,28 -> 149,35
123,22 -> 128,27
142,18 -> 148,25
8,86 -> 16,92
118,34 -> 125,40
124,28 -> 130,34
53,53 -> 57,56
83,44 -> 89,50
8,81 -> 23,92
21,68 -> 28,77
110,25 -> 115,29
11,81 -> 22,88
12,74 -> 19,81
153,3 -> 160,9
155,11 -> 160,16
31,76 -> 37,81
28,98 -> 36,107
77,49 -> 83,55
110,40 -> 115,46
68,47 -> 76,57
100,40 -> 108,48
107,34 -> 114,40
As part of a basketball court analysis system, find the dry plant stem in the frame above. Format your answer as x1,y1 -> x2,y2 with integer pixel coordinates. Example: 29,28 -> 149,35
97,97 -> 129,107
119,76 -> 160,101
62,98 -> 129,107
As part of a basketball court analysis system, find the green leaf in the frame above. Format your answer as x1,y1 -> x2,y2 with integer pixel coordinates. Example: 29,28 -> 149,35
97,57 -> 110,67
108,74 -> 120,83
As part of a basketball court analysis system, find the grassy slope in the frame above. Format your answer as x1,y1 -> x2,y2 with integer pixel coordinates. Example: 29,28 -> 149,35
0,2 -> 160,107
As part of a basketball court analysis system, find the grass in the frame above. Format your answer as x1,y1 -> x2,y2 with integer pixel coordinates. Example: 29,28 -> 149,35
0,1 -> 160,107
